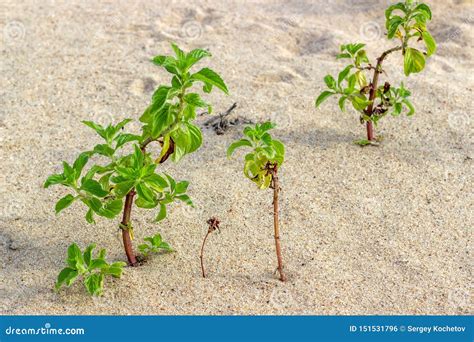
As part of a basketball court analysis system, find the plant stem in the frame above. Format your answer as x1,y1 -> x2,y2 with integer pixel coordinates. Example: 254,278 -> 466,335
200,230 -> 210,278
121,190 -> 137,265
119,138 -> 156,266
271,165 -> 286,282
365,46 -> 402,141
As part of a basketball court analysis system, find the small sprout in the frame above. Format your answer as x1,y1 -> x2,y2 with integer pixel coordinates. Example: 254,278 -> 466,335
315,0 -> 436,143
228,122 -> 287,281
200,217 -> 221,278
55,243 -> 126,296
138,233 -> 173,258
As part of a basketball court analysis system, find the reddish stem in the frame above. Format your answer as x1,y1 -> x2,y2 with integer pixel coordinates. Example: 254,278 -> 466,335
365,46 -> 402,141
119,138 -> 156,266
271,165 -> 286,282
200,231 -> 210,278
121,191 -> 137,266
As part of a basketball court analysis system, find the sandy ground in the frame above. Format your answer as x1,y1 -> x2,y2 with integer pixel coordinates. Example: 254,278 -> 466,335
0,0 -> 472,315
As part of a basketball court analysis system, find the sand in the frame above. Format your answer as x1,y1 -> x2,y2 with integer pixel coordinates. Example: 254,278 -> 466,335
0,0 -> 472,315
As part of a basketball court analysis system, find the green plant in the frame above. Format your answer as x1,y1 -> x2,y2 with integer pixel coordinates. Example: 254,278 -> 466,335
138,233 -> 173,257
227,122 -> 286,281
315,0 -> 436,145
55,243 -> 126,296
45,43 -> 228,294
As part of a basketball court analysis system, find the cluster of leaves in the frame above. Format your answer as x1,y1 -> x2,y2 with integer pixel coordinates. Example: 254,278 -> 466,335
227,122 -> 285,189
315,0 -> 436,126
385,0 -> 436,75
44,120 -> 192,225
56,243 -> 126,296
138,234 -> 172,257
140,42 -> 228,162
45,43 -> 228,225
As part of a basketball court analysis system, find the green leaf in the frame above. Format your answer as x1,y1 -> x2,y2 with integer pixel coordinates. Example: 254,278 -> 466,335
402,99 -> 415,116
115,133 -> 141,150
72,153 -> 89,179
82,121 -> 106,140
315,91 -> 334,107
92,144 -> 115,158
175,181 -> 189,194
84,273 -> 104,296
404,48 -> 426,76
170,42 -> 186,62
323,75 -> 336,89
337,65 -> 352,86
99,199 -> 123,218
114,180 -> 135,198
354,139 -> 372,146
393,102 -> 403,116
82,197 -> 103,214
227,139 -> 253,157
104,262 -> 126,278
413,3 -> 432,20
351,94 -> 370,111
55,267 -> 78,290
151,55 -> 180,75
136,183 -> 155,203
191,68 -> 229,94
55,194 -> 75,214
186,123 -> 203,154
85,208 -> 95,224
176,194 -> 193,206
336,53 -> 352,59
89,259 -> 108,270
81,179 -> 109,198
144,174 -> 168,192
184,93 -> 208,108
186,48 -> 211,69
44,174 -> 66,188
338,96 -> 348,112
155,203 -> 167,222
67,243 -> 84,270
422,31 -> 436,56
150,106 -> 174,138
386,16 -> 404,39
385,3 -> 406,19
83,244 -> 96,266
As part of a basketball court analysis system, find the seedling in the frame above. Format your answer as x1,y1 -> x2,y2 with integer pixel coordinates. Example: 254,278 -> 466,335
138,233 -> 173,258
45,43 -> 228,294
315,0 -> 436,144
227,122 -> 286,281
55,243 -> 126,296
200,217 -> 221,278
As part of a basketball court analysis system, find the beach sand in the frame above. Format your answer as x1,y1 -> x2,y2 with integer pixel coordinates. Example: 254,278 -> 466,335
0,0 -> 472,314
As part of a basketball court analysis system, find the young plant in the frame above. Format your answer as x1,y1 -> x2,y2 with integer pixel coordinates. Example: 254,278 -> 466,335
200,217 -> 221,278
45,43 -> 228,293
55,243 -> 126,296
315,0 -> 436,145
227,122 -> 286,281
138,233 -> 172,258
